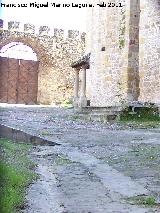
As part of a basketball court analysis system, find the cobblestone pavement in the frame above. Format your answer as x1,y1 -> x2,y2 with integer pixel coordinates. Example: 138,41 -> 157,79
0,105 -> 160,213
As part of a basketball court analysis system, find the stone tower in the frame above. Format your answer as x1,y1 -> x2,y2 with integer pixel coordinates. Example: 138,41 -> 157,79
85,0 -> 160,107
139,0 -> 160,104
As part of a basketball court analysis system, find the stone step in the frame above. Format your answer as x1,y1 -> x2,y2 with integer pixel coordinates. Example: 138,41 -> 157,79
87,113 -> 119,122
77,106 -> 122,114
75,106 -> 122,122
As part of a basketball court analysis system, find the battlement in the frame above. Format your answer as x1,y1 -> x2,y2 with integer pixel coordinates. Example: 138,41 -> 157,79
0,19 -> 86,41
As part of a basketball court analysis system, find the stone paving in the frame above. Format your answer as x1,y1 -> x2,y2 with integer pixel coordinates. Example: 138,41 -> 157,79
0,105 -> 160,213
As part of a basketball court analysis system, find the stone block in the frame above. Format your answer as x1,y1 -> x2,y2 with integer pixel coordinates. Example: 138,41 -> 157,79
0,19 -> 3,28
39,26 -> 50,36
8,21 -> 20,30
24,23 -> 35,34
54,28 -> 64,39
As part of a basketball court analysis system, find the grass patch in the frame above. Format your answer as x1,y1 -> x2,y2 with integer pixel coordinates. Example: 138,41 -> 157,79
126,195 -> 157,207
119,120 -> 160,129
69,115 -> 81,121
144,196 -> 156,205
61,100 -> 73,108
120,106 -> 160,128
0,138 -> 37,213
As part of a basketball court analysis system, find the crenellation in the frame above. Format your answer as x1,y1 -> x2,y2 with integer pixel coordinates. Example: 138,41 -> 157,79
8,21 -> 20,31
54,28 -> 64,40
0,19 -> 3,28
24,23 -> 35,34
39,25 -> 50,36
0,19 -> 87,41
68,30 -> 80,39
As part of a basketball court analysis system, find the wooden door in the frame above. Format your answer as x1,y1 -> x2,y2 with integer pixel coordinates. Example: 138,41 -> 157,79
0,57 -> 18,103
17,59 -> 39,104
0,57 -> 39,104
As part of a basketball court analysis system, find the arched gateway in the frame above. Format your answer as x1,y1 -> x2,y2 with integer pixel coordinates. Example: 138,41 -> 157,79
0,42 -> 39,104
0,19 -> 85,105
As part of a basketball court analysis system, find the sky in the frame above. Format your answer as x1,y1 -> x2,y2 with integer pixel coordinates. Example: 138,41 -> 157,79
0,0 -> 87,32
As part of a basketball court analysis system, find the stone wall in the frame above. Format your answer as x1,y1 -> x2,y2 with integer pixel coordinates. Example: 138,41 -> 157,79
86,0 -> 160,107
0,20 -> 85,104
86,0 -> 129,107
139,0 -> 160,104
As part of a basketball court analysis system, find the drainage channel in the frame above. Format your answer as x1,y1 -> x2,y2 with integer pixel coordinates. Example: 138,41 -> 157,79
0,124 -> 60,146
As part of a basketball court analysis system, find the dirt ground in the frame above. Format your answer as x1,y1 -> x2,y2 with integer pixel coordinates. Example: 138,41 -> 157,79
0,105 -> 160,213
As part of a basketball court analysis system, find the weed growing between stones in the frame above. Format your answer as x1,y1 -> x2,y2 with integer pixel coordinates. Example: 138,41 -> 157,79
69,115 -> 81,121
61,99 -> 73,108
126,195 -> 157,207
144,196 -> 156,206
54,155 -> 73,166
119,1 -> 126,49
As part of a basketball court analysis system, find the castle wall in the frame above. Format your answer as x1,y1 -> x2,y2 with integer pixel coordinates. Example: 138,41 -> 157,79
86,0 -> 160,107
0,20 -> 85,104
139,0 -> 160,104
86,0 -> 130,107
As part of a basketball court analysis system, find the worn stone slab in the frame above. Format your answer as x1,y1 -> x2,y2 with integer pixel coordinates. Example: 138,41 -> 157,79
60,149 -> 149,197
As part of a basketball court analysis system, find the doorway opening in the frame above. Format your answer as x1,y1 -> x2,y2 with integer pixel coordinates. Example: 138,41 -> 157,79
0,42 -> 39,104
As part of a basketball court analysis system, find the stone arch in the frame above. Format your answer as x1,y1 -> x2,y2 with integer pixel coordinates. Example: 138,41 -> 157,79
0,42 -> 37,61
0,33 -> 55,105
0,40 -> 40,104
0,36 -> 51,65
